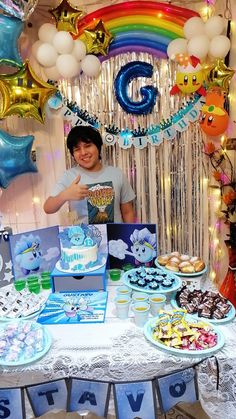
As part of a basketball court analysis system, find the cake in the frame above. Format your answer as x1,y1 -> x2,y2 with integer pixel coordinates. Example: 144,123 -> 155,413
58,224 -> 102,272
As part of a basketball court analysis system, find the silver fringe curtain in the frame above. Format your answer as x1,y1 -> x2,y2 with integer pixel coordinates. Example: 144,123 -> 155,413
59,54 -> 209,262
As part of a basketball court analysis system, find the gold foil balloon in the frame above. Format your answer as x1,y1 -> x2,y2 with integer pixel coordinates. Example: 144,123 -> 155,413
0,62 -> 56,123
205,59 -> 235,93
83,20 -> 113,56
49,0 -> 83,35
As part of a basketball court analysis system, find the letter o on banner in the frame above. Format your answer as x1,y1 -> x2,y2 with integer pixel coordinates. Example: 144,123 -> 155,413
114,61 -> 158,115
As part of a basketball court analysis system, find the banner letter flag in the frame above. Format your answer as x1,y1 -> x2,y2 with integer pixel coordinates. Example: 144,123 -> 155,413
26,379 -> 68,418
68,378 -> 110,417
0,388 -> 25,419
155,367 -> 198,413
114,380 -> 156,419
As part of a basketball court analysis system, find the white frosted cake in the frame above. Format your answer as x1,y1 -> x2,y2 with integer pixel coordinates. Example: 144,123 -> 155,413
58,225 -> 102,272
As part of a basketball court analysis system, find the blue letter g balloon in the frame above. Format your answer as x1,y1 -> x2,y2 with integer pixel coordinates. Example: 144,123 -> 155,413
114,61 -> 158,115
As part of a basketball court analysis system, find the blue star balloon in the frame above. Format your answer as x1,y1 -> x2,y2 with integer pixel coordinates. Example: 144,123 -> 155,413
0,129 -> 37,189
0,14 -> 23,68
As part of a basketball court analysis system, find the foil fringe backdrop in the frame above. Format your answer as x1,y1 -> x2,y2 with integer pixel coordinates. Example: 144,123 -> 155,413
59,54 -> 210,263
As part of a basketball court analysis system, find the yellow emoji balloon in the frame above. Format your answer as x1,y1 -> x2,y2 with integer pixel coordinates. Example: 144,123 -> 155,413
170,55 -> 206,96
0,61 -> 56,123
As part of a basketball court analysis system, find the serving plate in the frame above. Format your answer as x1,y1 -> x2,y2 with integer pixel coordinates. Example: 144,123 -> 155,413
155,260 -> 208,277
144,314 -> 225,357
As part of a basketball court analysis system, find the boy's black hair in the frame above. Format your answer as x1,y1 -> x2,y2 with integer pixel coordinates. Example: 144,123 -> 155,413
66,126 -> 103,158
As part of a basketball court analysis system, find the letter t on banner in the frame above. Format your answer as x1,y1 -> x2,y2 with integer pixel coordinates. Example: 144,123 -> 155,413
26,379 -> 68,418
68,378 -> 110,417
114,380 -> 156,419
0,388 -> 25,419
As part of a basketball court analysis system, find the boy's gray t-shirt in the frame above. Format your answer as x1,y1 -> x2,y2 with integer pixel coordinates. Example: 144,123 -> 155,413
51,165 -> 135,223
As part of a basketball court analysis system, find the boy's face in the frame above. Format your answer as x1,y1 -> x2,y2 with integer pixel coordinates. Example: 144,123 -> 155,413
73,140 -> 101,171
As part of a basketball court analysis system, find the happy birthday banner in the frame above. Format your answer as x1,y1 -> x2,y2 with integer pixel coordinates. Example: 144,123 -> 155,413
54,92 -> 205,149
0,359 -> 217,419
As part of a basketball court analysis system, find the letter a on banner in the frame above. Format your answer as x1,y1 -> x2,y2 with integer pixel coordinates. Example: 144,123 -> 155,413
114,380 -> 156,419
26,379 -> 68,418
68,378 -> 110,417
0,388 -> 25,419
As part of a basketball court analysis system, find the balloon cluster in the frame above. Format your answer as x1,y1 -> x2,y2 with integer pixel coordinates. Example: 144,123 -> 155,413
167,15 -> 230,61
32,23 -> 101,80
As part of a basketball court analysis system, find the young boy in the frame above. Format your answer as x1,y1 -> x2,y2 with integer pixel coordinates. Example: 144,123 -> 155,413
44,125 -> 135,224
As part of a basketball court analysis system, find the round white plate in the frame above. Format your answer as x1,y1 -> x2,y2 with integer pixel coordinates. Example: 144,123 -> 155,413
155,260 -> 208,277
171,295 -> 236,324
144,314 -> 225,357
122,268 -> 182,294
0,322 -> 52,366
56,254 -> 107,274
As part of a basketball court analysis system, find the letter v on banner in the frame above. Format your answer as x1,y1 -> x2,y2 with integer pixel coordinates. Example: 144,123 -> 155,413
0,387 -> 25,419
114,380 -> 157,419
68,378 -> 111,417
26,379 -> 68,418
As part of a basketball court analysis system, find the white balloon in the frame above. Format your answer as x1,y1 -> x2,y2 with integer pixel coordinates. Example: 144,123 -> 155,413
56,54 -> 81,78
205,16 -> 225,39
187,35 -> 210,60
31,40 -> 43,58
36,43 -> 58,67
81,55 -> 101,77
209,35 -> 231,58
38,23 -> 57,44
184,17 -> 205,40
167,38 -> 188,60
72,39 -> 87,61
53,31 -> 74,54
44,65 -> 61,81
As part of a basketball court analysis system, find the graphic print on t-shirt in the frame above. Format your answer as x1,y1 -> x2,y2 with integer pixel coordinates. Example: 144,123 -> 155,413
87,181 -> 114,224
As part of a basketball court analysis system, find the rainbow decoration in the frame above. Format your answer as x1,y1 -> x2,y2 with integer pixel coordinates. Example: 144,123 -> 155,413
77,1 -> 199,59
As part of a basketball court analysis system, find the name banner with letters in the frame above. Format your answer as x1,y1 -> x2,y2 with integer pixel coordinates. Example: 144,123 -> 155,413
0,360 -> 215,418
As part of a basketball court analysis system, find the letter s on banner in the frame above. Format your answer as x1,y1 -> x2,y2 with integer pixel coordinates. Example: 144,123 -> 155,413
0,388 -> 25,419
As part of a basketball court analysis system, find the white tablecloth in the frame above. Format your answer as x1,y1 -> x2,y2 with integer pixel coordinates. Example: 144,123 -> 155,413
1,278 -> 236,419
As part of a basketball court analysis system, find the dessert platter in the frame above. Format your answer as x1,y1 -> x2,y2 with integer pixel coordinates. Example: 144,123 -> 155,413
144,309 -> 225,357
0,286 -> 48,321
0,320 -> 52,366
171,286 -> 236,324
122,266 -> 182,294
156,252 -> 207,277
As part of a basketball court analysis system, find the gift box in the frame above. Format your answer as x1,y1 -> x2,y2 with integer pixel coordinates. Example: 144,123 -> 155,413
51,262 -> 107,293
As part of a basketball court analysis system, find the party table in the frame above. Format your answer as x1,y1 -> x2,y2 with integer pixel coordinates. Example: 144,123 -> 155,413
0,277 -> 236,419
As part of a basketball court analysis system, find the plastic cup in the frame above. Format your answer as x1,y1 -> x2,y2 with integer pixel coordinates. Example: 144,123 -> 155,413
41,278 -> 51,290
149,294 -> 166,316
114,296 -> 131,319
132,301 -> 150,327
122,263 -> 135,272
14,280 -> 26,291
41,271 -> 51,278
132,292 -> 149,303
116,285 -> 132,297
27,276 -> 39,285
109,269 -> 122,281
28,282 -> 41,294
